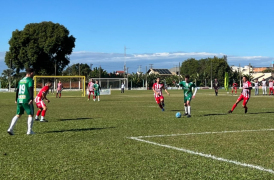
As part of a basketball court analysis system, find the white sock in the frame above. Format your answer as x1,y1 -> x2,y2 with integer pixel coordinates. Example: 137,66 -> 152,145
184,106 -> 188,114
35,115 -> 39,119
27,117 -> 33,133
41,116 -> 44,120
188,106 -> 191,115
8,115 -> 19,131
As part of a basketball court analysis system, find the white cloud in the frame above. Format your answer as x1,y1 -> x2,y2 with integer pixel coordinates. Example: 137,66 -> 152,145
0,51 -> 273,75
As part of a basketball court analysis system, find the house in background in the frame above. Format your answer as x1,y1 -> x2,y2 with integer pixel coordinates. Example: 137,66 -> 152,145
147,69 -> 172,76
169,67 -> 180,76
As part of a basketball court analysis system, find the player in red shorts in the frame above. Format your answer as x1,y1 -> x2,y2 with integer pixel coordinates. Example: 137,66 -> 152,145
152,77 -> 170,111
231,82 -> 238,95
34,82 -> 52,122
228,76 -> 252,114
87,78 -> 95,101
268,79 -> 273,95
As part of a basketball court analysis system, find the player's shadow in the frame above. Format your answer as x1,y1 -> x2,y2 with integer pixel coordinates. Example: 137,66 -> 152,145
59,117 -> 91,121
203,113 -> 227,116
248,112 -> 274,114
45,127 -> 115,133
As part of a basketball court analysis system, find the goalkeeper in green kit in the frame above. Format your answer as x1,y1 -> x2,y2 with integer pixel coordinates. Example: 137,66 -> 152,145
178,75 -> 197,118
93,80 -> 101,101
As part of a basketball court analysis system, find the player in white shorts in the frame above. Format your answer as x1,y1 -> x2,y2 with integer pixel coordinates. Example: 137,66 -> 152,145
254,79 -> 259,96
261,78 -> 267,95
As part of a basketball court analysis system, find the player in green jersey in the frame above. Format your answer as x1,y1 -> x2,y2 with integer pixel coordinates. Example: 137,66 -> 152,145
178,75 -> 197,118
7,68 -> 35,135
93,80 -> 101,101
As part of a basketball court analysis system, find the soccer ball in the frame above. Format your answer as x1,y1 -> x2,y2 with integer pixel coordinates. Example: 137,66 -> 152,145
176,112 -> 181,118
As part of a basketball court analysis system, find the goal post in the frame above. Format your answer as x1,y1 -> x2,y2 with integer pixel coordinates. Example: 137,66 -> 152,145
33,76 -> 86,97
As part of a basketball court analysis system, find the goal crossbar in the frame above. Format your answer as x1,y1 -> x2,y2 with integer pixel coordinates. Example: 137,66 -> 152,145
33,76 -> 86,97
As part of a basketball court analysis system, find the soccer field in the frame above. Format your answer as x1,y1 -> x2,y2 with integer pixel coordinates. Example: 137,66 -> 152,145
1,89 -> 274,179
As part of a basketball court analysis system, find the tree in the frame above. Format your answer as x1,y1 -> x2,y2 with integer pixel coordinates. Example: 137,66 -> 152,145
180,57 -> 232,86
262,68 -> 273,73
5,21 -> 75,75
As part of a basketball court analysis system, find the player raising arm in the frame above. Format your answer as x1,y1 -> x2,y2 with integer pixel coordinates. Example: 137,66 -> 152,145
35,82 -> 52,122
178,75 -> 197,118
228,76 -> 252,114
152,77 -> 170,111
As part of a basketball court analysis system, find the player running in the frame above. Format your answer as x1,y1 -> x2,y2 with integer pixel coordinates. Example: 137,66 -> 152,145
261,78 -> 267,95
93,80 -> 101,101
228,76 -> 252,114
213,79 -> 219,96
56,80 -> 63,98
178,75 -> 197,118
269,79 -> 273,95
87,78 -> 95,101
7,68 -> 35,135
34,82 -> 52,122
152,77 -> 170,111
231,82 -> 238,95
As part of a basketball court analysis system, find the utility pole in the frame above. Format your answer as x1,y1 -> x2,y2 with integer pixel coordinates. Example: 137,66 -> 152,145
124,46 -> 129,78
146,66 -> 147,90
211,59 -> 213,89
239,63 -> 241,88
90,63 -> 93,79
179,62 -> 181,82
149,64 -> 153,69
9,59 -> 11,92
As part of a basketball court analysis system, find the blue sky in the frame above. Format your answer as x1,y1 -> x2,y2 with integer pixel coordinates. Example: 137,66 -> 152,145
1,0 -> 274,74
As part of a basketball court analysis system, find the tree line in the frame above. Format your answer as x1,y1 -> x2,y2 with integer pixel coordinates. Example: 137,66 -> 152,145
1,21 -> 247,89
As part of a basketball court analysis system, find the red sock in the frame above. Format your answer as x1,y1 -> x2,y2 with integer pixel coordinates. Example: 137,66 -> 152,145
231,104 -> 237,111
59,93 -> 61,97
41,110 -> 46,117
36,109 -> 42,116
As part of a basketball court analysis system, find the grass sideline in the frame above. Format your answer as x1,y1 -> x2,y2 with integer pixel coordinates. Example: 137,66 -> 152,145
1,89 -> 274,179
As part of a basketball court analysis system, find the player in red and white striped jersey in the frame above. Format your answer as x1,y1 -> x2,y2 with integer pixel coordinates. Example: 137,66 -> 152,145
87,79 -> 95,101
269,79 -> 273,95
228,76 -> 252,114
152,77 -> 170,111
56,81 -> 63,98
231,82 -> 238,95
35,82 -> 51,122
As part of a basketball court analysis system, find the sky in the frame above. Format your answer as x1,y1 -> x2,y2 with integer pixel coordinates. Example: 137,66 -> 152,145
0,0 -> 274,74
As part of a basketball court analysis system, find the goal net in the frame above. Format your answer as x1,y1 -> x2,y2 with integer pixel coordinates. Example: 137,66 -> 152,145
33,76 -> 86,97
92,78 -> 128,90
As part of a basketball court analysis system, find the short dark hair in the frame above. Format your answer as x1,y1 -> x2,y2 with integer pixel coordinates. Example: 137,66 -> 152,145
185,75 -> 190,79
26,68 -> 34,74
243,75 -> 249,80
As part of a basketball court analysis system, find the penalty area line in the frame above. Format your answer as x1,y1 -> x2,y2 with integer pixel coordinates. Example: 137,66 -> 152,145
128,137 -> 274,174
131,128 -> 274,139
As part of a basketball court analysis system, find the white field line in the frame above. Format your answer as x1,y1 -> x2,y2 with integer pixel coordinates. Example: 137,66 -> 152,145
132,128 -> 274,139
128,128 -> 274,174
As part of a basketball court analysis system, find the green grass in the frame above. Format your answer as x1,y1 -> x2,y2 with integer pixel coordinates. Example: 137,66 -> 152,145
1,89 -> 274,179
